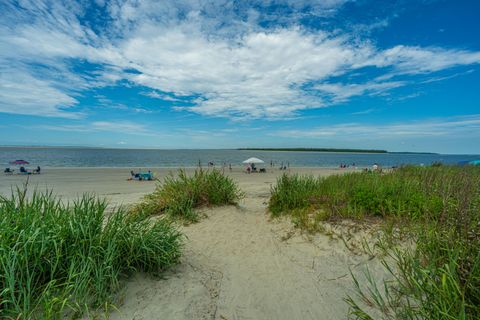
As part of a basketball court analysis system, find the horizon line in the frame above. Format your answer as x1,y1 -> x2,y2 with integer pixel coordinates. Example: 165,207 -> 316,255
1,144 -> 479,156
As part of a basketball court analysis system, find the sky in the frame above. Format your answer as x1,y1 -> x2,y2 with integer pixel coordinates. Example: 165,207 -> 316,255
0,0 -> 479,154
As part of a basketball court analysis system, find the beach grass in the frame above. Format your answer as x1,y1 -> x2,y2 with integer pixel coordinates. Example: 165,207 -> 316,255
269,166 -> 480,319
0,188 -> 182,319
133,168 -> 243,222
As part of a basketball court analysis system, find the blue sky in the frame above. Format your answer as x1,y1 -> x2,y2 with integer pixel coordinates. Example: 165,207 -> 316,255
0,0 -> 479,153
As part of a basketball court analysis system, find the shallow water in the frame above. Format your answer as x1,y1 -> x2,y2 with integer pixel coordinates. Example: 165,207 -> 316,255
0,147 -> 478,168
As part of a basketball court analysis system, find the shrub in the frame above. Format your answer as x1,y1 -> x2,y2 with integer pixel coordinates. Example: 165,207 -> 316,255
134,168 -> 243,222
0,188 -> 182,319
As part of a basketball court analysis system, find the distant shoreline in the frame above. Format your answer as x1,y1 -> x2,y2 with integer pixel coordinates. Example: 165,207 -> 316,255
238,147 -> 386,153
238,148 -> 438,154
0,145 -> 439,155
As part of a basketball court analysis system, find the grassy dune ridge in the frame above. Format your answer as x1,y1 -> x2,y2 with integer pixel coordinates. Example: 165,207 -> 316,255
133,168 -> 244,222
269,166 -> 480,319
0,188 -> 183,318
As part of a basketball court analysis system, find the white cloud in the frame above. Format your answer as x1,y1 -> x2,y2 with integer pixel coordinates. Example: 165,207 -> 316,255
0,70 -> 80,117
105,0 -> 351,36
40,121 -> 152,135
380,46 -> 480,74
274,114 -> 480,138
1,1 -> 480,120
141,91 -> 183,102
314,81 -> 405,103
421,69 -> 475,84
91,121 -> 148,133
118,27 -> 378,118
351,108 -> 376,115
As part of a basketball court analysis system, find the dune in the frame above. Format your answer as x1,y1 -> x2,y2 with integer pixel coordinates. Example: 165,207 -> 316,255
1,167 -> 386,319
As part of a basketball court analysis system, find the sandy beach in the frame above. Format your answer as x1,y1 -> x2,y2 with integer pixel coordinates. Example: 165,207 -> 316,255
1,167 -> 385,319
0,167 -> 349,206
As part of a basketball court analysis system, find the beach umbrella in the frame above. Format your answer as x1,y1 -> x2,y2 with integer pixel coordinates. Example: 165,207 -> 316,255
242,157 -> 264,164
9,160 -> 29,165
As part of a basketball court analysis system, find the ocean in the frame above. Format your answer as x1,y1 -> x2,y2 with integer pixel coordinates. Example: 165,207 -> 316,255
0,147 -> 478,168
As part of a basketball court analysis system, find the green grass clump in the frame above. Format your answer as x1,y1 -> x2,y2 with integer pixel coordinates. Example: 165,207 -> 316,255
348,205 -> 480,319
134,168 -> 243,222
269,166 -> 469,221
269,165 -> 480,319
0,188 -> 182,319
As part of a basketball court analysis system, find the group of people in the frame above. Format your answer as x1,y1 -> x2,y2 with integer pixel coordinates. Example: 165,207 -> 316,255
245,163 -> 257,173
278,162 -> 289,170
361,163 -> 382,173
202,159 -> 293,173
4,166 -> 41,175
337,163 -> 383,172
206,161 -> 233,171
245,163 -> 267,173
269,160 -> 289,170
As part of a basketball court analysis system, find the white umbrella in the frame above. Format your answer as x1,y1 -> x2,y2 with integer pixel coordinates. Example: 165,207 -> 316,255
242,157 -> 264,164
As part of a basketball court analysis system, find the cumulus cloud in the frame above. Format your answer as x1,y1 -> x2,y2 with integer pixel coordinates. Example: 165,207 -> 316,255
124,28 -> 377,118
1,0 -> 480,119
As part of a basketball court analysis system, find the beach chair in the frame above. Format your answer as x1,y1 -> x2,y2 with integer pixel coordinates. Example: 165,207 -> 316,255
19,167 -> 31,175
4,168 -> 14,175
138,171 -> 154,181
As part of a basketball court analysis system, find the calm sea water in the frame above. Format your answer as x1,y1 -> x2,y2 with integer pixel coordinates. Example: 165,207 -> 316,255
0,147 -> 478,168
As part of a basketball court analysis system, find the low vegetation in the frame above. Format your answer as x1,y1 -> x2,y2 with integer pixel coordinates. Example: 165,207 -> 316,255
0,188 -> 182,319
269,166 -> 480,319
133,168 -> 243,222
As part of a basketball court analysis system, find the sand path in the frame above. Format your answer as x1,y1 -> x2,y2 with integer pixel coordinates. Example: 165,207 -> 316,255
110,171 -> 382,320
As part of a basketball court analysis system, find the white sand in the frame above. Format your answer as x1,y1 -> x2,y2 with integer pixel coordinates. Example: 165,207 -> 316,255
1,167 -> 386,319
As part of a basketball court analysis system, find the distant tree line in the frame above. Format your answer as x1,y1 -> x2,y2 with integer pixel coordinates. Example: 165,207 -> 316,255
237,147 -> 388,153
